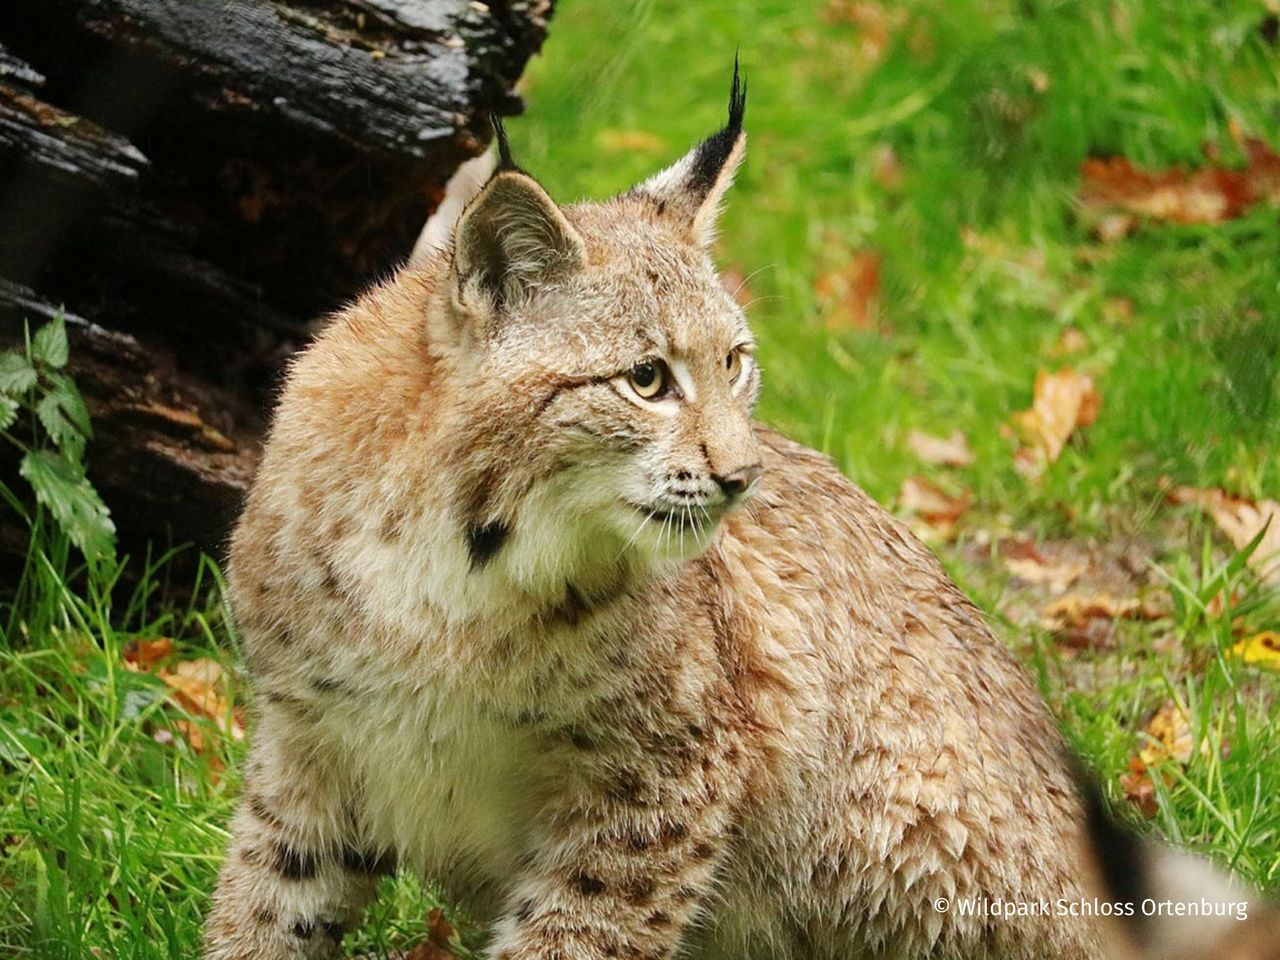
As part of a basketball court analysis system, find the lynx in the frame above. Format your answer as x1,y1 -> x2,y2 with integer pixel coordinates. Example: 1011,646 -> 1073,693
205,67 -> 1105,959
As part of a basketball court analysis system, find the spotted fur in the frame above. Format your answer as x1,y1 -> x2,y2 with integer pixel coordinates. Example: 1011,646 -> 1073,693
205,70 -> 1105,959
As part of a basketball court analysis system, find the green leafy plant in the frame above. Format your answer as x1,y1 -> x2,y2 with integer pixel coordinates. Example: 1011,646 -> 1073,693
0,316 -> 116,561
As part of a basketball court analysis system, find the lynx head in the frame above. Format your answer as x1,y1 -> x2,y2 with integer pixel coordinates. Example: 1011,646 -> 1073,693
428,64 -> 761,603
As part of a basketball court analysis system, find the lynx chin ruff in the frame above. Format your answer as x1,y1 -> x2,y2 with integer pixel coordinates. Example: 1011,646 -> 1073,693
206,67 -> 1105,959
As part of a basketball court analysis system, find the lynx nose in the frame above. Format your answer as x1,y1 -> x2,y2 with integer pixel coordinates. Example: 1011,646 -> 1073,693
713,463 -> 763,500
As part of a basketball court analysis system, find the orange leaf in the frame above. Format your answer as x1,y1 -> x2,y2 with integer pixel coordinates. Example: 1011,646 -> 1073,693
1010,368 -> 1100,476
1166,486 -> 1280,585
1231,631 -> 1280,669
905,429 -> 974,467
898,475 -> 970,523
815,251 -> 881,332
123,637 -> 173,668
1039,591 -> 1167,629
1079,135 -> 1280,228
159,659 -> 245,740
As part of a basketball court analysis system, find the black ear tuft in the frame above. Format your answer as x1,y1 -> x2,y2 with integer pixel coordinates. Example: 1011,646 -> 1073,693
687,56 -> 747,197
491,113 -> 518,173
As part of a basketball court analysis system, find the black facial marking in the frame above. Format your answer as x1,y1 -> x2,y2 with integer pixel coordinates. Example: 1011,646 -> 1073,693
292,919 -> 314,940
491,113 -> 518,172
247,792 -> 285,829
467,520 -> 510,569
272,841 -> 319,881
575,872 -> 607,896
687,56 -> 746,198
322,920 -> 346,943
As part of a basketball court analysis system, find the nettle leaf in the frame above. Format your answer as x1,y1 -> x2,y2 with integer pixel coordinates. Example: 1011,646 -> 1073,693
31,315 -> 69,369
0,395 -> 17,432
19,449 -> 116,560
0,351 -> 37,394
45,372 -> 92,437
36,391 -> 87,461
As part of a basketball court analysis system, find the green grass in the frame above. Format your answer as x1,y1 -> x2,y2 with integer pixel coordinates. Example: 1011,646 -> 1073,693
3,0 -> 1280,954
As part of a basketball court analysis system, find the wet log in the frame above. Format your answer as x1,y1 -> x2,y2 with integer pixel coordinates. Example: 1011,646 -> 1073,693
0,1 -> 552,577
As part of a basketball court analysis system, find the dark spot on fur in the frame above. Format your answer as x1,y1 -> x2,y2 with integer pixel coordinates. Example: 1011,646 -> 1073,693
655,200 -> 667,216
575,872 -> 606,896
467,520 -> 510,569
253,906 -> 276,925
341,845 -> 396,876
292,920 -> 314,940
247,792 -> 285,829
675,885 -> 700,903
647,911 -> 672,927
379,508 -> 407,542
626,833 -> 651,852
322,920 -> 345,942
692,841 -> 716,861
311,675 -> 352,696
608,768 -> 645,804
659,821 -> 688,843
272,841 -> 319,881
565,728 -> 595,751
514,898 -> 534,922
625,878 -> 655,905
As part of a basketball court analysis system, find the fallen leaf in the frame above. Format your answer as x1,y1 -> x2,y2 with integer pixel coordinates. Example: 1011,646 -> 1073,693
1048,327 -> 1088,358
1166,486 -> 1280,584
1039,591 -> 1167,630
1231,630 -> 1280,669
1010,368 -> 1101,476
1004,554 -> 1087,595
871,143 -> 904,190
403,908 -> 463,960
1137,701 -> 1199,768
898,475 -> 970,524
820,2 -> 907,67
1119,763 -> 1160,819
815,251 -> 881,331
595,129 -> 666,154
122,637 -> 173,668
159,659 -> 245,741
1079,134 -> 1280,227
905,429 -> 974,467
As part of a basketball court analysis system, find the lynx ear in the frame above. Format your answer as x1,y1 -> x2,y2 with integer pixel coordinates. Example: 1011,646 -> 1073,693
452,146 -> 585,328
632,60 -> 746,247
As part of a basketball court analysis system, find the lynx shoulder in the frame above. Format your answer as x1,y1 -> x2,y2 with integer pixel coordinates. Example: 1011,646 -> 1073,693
206,67 -> 1103,959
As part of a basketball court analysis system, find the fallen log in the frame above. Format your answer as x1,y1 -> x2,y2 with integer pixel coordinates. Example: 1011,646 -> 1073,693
0,0 -> 553,579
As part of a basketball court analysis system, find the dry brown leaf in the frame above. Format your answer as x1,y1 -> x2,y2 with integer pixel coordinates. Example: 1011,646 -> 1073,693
1119,762 -> 1160,819
1079,135 -> 1280,227
905,429 -> 974,467
123,637 -> 173,668
1039,591 -> 1167,630
403,908 -> 463,960
1048,327 -> 1088,358
1010,368 -> 1101,476
1003,555 -> 1087,595
898,476 -> 970,524
159,659 -> 245,741
815,251 -> 881,331
1137,702 -> 1201,768
820,2 -> 907,67
595,129 -> 666,154
1166,485 -> 1280,585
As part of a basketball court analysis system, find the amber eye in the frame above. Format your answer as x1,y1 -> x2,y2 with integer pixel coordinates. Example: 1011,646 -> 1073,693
628,360 -> 667,399
726,349 -> 743,383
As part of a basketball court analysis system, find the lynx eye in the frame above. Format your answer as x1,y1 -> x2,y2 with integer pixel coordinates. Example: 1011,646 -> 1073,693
726,349 -> 743,383
628,360 -> 668,400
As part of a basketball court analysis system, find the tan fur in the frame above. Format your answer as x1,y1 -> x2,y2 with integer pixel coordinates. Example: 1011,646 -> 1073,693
205,86 -> 1105,959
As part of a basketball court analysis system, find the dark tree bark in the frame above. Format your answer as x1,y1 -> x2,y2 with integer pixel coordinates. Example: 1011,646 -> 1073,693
0,1 -> 552,578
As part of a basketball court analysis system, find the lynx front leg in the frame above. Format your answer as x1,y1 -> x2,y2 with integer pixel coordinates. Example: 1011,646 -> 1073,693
204,713 -> 393,960
488,730 -> 742,960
